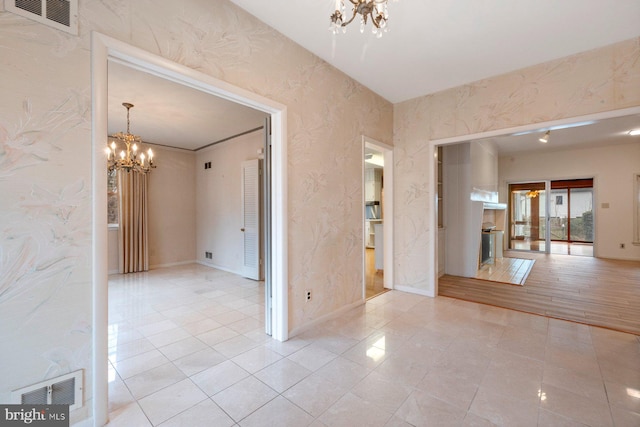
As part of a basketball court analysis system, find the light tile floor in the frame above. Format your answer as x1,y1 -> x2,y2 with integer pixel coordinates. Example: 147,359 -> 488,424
107,264 -> 640,426
476,257 -> 535,286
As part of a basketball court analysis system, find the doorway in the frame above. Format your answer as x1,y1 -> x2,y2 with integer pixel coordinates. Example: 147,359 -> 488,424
92,33 -> 288,426
362,137 -> 394,299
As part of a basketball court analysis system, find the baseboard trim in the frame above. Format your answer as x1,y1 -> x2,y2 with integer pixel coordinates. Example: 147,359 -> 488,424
288,299 -> 365,338
150,260 -> 198,269
196,260 -> 242,276
394,285 -> 435,297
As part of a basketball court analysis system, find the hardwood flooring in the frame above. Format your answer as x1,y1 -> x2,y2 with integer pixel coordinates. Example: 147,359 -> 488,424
439,250 -> 640,335
365,248 -> 386,299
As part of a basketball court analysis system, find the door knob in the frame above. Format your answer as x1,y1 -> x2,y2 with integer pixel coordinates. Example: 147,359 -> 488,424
240,228 -> 245,232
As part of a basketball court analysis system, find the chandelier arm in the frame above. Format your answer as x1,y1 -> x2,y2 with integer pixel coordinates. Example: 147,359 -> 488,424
341,8 -> 359,26
369,11 -> 381,28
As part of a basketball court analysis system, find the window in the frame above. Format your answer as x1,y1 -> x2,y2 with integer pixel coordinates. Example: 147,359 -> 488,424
107,169 -> 119,225
437,146 -> 443,228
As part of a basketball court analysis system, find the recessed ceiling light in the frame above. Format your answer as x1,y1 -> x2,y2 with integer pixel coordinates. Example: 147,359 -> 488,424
629,129 -> 640,136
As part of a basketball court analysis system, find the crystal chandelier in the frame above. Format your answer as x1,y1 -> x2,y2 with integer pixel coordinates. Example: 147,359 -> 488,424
330,0 -> 389,38
106,102 -> 156,174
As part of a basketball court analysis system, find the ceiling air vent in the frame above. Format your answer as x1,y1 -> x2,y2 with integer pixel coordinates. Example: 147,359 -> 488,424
11,370 -> 84,411
6,0 -> 78,35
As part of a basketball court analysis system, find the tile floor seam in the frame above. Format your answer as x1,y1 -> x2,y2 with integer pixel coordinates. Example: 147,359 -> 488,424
108,264 -> 639,427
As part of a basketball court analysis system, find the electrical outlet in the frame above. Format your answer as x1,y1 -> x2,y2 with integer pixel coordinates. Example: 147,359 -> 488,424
620,243 -> 625,249
306,290 -> 311,301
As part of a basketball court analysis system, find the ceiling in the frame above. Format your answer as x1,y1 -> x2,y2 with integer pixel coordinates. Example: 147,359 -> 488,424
484,114 -> 640,155
106,2 -> 640,155
108,61 -> 268,151
229,0 -> 640,103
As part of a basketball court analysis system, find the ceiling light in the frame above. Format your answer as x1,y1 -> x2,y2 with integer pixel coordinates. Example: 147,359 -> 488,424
629,129 -> 640,136
511,121 -> 596,137
330,0 -> 389,38
106,102 -> 156,174
539,131 -> 550,143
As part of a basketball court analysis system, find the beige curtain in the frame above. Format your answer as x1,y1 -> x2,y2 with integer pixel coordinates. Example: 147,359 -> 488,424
118,170 -> 149,273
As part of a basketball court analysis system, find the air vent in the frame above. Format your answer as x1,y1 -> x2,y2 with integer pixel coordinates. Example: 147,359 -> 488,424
6,0 -> 78,35
11,370 -> 83,411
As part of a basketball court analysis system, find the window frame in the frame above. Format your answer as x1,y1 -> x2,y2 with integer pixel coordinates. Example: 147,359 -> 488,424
634,173 -> 640,245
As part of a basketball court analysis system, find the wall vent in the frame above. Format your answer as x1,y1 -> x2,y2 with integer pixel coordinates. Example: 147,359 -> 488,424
5,0 -> 78,35
11,370 -> 83,411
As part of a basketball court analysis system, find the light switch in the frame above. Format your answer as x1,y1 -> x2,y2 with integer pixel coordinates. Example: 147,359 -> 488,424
601,202 -> 609,209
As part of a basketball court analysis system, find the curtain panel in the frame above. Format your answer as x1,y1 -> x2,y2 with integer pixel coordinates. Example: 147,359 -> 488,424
118,170 -> 149,273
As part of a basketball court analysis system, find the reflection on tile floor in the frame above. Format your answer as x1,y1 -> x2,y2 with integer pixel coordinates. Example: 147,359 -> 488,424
108,264 -> 640,426
476,257 -> 535,285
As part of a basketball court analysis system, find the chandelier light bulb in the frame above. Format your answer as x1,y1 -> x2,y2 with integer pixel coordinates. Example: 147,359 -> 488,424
140,153 -> 145,166
120,151 -> 125,159
331,0 -> 390,38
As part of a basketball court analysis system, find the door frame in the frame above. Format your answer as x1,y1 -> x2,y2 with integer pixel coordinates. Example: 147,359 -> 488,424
91,32 -> 288,426
362,136 -> 394,296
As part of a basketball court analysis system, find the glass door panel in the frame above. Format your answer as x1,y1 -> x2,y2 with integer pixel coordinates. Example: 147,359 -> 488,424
569,188 -> 593,242
549,189 -> 568,240
509,182 -> 547,252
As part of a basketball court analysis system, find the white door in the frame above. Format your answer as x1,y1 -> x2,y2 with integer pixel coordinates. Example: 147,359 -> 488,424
241,159 -> 261,280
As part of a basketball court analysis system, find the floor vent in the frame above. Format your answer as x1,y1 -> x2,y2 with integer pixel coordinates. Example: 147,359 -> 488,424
6,0 -> 78,35
11,370 -> 83,411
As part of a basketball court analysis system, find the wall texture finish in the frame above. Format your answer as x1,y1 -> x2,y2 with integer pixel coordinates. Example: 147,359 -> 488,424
147,146 -> 197,268
499,142 -> 640,260
196,130 -> 263,275
393,37 -> 640,294
0,0 -> 392,421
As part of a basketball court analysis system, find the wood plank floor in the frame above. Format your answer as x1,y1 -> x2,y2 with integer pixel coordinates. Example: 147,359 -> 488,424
365,248 -> 387,299
439,251 -> 640,335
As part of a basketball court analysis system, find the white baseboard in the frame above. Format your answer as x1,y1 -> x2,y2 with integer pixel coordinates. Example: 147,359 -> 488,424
108,260 -> 198,275
196,260 -> 242,276
289,299 -> 366,338
150,260 -> 197,269
394,285 -> 435,297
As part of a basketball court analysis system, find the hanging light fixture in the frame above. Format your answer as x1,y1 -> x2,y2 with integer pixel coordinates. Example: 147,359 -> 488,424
106,102 -> 156,174
539,130 -> 550,143
330,0 -> 389,38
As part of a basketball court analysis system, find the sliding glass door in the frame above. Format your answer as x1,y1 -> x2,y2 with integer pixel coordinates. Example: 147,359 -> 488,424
509,179 -> 594,255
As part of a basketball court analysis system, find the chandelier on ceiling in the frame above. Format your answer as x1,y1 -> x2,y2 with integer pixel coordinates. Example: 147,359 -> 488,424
330,0 -> 389,38
106,102 -> 156,174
